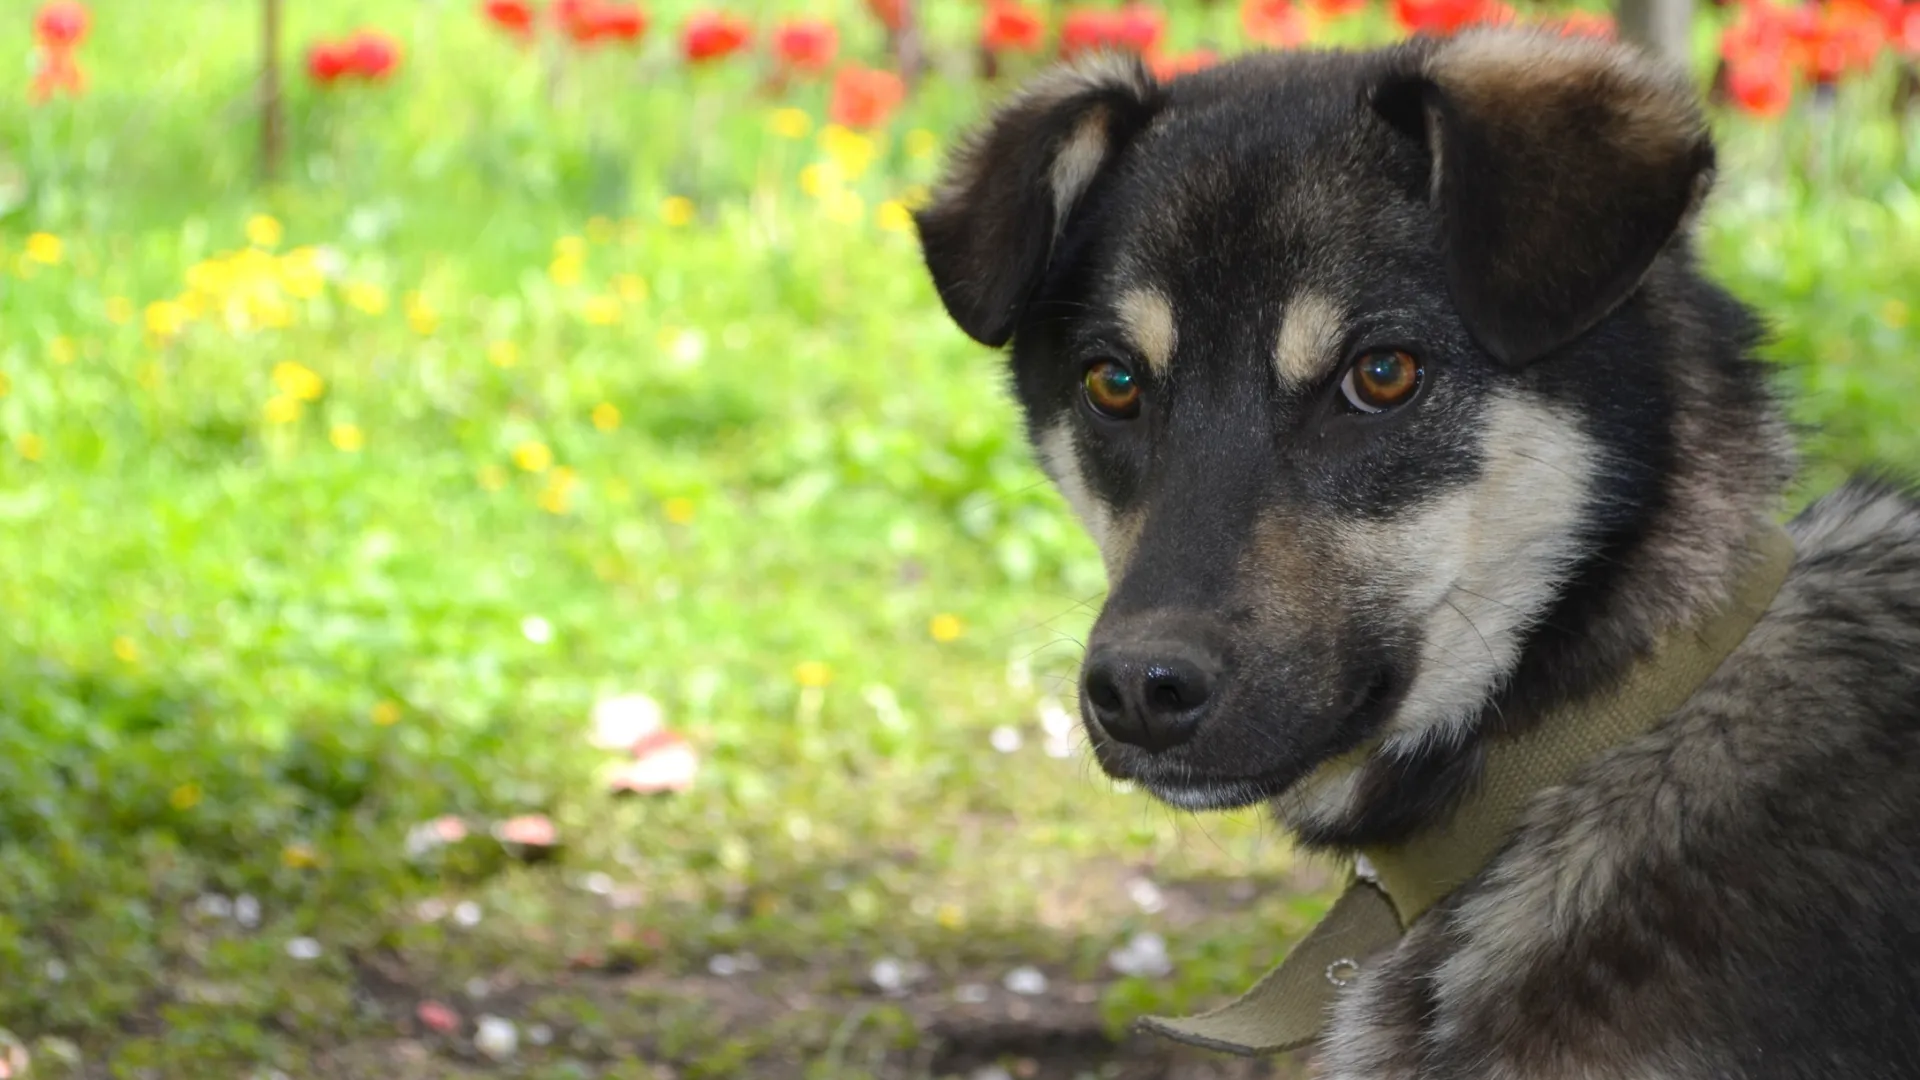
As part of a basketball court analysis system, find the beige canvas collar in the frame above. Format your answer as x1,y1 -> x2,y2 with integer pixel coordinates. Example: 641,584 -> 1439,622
1139,521 -> 1797,1057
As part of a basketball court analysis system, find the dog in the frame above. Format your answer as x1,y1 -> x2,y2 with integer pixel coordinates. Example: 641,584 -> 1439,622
913,28 -> 1920,1079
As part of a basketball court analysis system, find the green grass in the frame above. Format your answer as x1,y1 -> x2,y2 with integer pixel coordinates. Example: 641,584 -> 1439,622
1,2 -> 1918,1076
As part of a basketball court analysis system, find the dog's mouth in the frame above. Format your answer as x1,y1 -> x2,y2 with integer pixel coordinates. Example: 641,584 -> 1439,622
1089,662 -> 1404,811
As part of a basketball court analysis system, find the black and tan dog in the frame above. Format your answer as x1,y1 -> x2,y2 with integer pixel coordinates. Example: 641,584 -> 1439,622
914,29 -> 1920,1079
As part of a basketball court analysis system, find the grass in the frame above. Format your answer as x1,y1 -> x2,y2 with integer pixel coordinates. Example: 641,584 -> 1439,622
0,1 -> 1918,1076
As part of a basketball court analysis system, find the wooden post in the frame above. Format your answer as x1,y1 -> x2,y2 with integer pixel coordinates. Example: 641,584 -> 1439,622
262,0 -> 284,183
1616,0 -> 1694,69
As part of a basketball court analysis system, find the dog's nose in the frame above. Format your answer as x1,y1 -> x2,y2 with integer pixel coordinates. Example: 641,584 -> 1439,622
1082,646 -> 1217,752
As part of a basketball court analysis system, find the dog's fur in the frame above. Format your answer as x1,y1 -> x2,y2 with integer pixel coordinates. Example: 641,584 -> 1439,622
915,30 -> 1920,1078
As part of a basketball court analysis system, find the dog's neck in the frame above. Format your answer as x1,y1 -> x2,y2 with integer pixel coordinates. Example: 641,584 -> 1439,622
1285,287 -> 1797,851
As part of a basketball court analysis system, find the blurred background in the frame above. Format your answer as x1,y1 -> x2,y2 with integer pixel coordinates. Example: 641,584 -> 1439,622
0,0 -> 1915,1076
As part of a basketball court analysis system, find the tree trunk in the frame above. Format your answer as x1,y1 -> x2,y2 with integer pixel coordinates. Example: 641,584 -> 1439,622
1616,0 -> 1694,69
262,0 -> 284,183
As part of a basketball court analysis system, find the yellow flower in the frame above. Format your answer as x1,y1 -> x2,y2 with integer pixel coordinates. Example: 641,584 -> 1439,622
478,464 -> 508,492
769,107 -> 813,140
330,423 -> 365,452
929,613 -> 964,642
798,163 -> 835,199
406,292 -> 439,336
272,361 -> 325,401
904,129 -> 939,160
615,273 -> 649,304
247,214 -> 285,250
554,235 -> 588,260
487,340 -> 520,368
548,254 -> 584,287
592,402 -> 621,431
793,660 -> 833,688
25,233 -> 62,266
344,282 -> 388,316
661,196 -> 697,228
145,300 -> 190,340
876,200 -> 914,234
935,902 -> 965,929
263,395 -> 303,425
371,699 -> 403,726
663,496 -> 696,524
513,440 -> 554,473
899,183 -> 932,210
587,217 -> 617,245
281,842 -> 320,869
249,294 -> 295,330
105,296 -> 135,324
581,295 -> 621,326
538,467 -> 579,514
825,189 -> 867,227
185,258 -> 232,298
16,433 -> 44,462
169,783 -> 202,811
1884,300 -> 1910,330
277,248 -> 326,299
112,635 -> 139,663
819,125 -> 876,180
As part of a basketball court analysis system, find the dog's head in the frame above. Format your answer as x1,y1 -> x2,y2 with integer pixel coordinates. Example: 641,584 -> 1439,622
916,32 -> 1717,815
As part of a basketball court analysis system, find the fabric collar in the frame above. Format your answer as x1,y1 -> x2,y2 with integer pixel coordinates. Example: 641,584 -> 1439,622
1139,520 -> 1798,1057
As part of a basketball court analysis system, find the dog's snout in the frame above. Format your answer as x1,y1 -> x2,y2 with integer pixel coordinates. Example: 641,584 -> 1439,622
1083,643 -> 1219,752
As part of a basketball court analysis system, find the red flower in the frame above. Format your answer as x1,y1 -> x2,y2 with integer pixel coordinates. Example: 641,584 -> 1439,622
347,30 -> 403,80
1150,48 -> 1218,79
1060,4 -> 1165,56
1727,55 -> 1793,115
34,1 -> 88,48
558,1 -> 648,44
773,18 -> 839,73
1242,0 -> 1311,47
306,40 -> 356,85
1898,3 -> 1920,54
682,11 -> 751,63
1310,0 -> 1368,17
482,0 -> 538,39
1392,0 -> 1511,35
829,65 -> 906,129
866,0 -> 907,33
982,2 -> 1047,53
1800,5 -> 1884,83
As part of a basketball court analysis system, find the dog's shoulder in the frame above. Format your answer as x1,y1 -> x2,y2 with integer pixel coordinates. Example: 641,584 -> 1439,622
1323,478 -> 1920,1080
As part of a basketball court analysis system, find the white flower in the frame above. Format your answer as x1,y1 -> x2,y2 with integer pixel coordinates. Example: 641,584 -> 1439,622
1002,965 -> 1048,996
590,693 -> 663,750
989,725 -> 1023,754
285,937 -> 322,961
474,1015 -> 518,1061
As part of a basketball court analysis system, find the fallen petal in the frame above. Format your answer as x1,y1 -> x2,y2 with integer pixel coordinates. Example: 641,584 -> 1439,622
606,735 -> 698,795
493,813 -> 559,856
416,999 -> 461,1034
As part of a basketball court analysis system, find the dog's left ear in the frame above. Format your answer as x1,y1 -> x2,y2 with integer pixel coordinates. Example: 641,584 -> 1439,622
1372,31 -> 1715,366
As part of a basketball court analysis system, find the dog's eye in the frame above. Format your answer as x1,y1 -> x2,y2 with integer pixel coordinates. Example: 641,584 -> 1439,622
1083,359 -> 1142,419
1339,350 -> 1422,414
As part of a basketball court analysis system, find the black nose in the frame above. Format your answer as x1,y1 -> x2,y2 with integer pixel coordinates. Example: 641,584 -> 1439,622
1083,645 -> 1218,752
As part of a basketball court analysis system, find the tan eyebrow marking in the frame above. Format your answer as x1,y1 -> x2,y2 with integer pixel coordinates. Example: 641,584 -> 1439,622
1116,287 -> 1176,378
1273,290 -> 1346,388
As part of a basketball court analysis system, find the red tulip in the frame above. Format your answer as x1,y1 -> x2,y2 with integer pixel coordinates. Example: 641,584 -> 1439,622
34,1 -> 88,47
1114,4 -> 1167,51
982,2 -> 1047,54
1898,3 -> 1920,54
1310,0 -> 1369,17
347,30 -> 403,80
1060,5 -> 1165,56
682,11 -> 751,62
1727,55 -> 1793,115
558,1 -> 647,44
1243,0 -> 1311,47
306,40 -> 356,85
482,0 -> 538,39
866,0 -> 907,33
1150,48 -> 1218,80
1393,0 -> 1512,35
773,18 -> 839,73
829,65 -> 906,129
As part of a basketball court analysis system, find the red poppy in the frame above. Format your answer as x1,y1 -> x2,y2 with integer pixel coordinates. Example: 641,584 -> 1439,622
982,2 -> 1047,53
866,0 -> 907,33
1800,4 -> 1884,83
773,18 -> 839,73
1727,55 -> 1793,115
1060,5 -> 1165,56
590,4 -> 648,42
1243,0 -> 1312,47
1898,3 -> 1920,54
33,1 -> 89,48
1115,4 -> 1167,51
829,64 -> 906,129
482,0 -> 538,39
1392,0 -> 1511,35
347,30 -> 403,80
1310,0 -> 1368,17
1150,47 -> 1218,80
682,11 -> 751,63
306,41 -> 356,85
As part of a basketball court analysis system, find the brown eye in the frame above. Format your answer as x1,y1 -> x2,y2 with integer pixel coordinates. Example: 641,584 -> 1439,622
1339,350 -> 1422,414
1083,360 -> 1142,419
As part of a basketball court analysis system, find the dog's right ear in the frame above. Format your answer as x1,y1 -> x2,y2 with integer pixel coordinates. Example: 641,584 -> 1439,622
915,55 -> 1163,348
